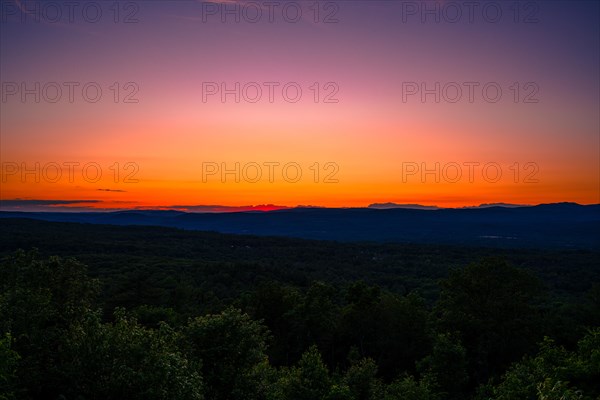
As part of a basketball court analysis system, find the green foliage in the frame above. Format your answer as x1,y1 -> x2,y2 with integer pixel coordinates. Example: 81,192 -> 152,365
0,249 -> 99,398
181,307 -> 269,400
268,345 -> 333,400
132,304 -> 180,328
325,384 -> 354,400
372,292 -> 431,378
491,337 -> 571,400
384,375 -> 437,400
436,258 -> 544,383
0,334 -> 19,400
338,285 -> 430,379
3,218 -> 598,317
1,220 -> 599,400
296,282 -> 339,353
537,379 -> 583,400
280,281 -> 339,367
418,332 -> 469,399
63,309 -> 203,400
489,329 -> 600,400
344,358 -> 383,400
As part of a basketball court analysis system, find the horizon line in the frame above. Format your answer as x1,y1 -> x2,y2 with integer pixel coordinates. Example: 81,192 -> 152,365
1,201 -> 598,214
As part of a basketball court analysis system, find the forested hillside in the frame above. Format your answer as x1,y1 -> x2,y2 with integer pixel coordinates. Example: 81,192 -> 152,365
1,218 -> 599,399
2,203 -> 599,249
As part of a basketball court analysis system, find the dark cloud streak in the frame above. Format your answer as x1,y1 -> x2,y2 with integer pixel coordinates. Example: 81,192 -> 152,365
0,199 -> 101,206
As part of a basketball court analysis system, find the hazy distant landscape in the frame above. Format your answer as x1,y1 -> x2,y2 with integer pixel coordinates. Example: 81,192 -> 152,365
2,202 -> 598,249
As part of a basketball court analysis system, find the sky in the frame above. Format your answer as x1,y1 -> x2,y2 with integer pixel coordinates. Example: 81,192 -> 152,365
1,0 -> 599,211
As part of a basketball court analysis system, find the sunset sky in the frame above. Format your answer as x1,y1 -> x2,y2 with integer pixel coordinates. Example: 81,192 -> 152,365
1,0 -> 599,211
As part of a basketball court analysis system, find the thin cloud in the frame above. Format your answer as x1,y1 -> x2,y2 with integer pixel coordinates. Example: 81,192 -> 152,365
97,189 -> 127,193
0,199 -> 101,206
0,199 -> 104,212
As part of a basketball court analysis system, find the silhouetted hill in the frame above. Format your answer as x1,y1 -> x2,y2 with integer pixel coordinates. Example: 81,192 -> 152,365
367,203 -> 440,210
1,203 -> 598,249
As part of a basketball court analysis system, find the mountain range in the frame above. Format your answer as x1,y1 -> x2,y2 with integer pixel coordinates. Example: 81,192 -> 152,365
1,202 -> 599,249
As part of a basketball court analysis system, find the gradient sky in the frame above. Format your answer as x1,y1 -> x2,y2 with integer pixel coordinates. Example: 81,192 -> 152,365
1,0 -> 599,211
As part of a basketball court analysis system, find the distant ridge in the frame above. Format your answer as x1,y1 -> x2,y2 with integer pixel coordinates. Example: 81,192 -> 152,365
368,203 -> 440,210
1,203 -> 598,249
462,203 -> 530,209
